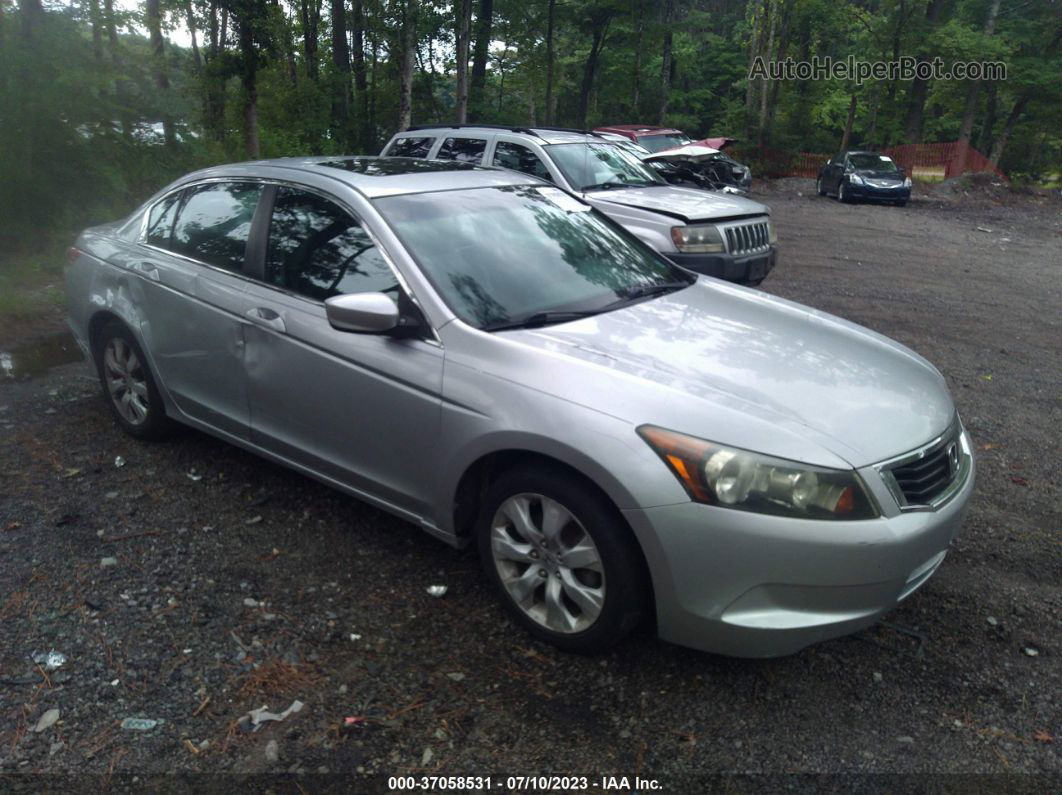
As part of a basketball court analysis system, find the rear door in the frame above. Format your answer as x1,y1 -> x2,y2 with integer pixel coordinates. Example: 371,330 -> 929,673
135,180 -> 263,438
433,135 -> 492,164
240,183 -> 444,519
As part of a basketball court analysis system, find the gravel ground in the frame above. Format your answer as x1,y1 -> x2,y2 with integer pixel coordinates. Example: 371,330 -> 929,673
0,179 -> 1059,792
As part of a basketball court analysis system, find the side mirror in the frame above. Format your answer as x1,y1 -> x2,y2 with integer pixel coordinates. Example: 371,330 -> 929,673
325,292 -> 400,333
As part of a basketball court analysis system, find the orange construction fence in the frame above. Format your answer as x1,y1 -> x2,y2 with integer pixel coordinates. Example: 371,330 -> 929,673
731,141 -> 1006,181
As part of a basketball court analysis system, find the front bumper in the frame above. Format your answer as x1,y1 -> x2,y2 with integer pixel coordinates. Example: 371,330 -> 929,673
847,182 -> 911,202
623,431 -> 975,657
667,245 -> 777,284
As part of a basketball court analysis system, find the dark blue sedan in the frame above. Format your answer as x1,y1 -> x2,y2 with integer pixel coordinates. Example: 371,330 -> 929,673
817,151 -> 911,206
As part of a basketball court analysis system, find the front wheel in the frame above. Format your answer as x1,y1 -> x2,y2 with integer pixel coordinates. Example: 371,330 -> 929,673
895,199 -> 908,207
476,467 -> 648,654
838,180 -> 850,203
93,322 -> 175,440
816,176 -> 826,196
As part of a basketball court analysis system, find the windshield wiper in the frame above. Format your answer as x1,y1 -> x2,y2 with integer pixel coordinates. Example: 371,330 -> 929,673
582,181 -> 660,192
481,310 -> 601,332
607,280 -> 694,307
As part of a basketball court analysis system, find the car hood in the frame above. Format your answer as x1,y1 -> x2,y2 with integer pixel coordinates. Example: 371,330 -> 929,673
585,186 -> 767,223
500,280 -> 954,469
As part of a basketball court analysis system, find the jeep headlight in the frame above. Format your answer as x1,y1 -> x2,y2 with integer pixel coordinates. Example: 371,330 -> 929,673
638,425 -> 879,520
670,224 -> 725,254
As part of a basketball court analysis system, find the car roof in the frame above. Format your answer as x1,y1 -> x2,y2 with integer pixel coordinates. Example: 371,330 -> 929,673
594,125 -> 686,137
176,156 -> 543,199
398,124 -> 608,146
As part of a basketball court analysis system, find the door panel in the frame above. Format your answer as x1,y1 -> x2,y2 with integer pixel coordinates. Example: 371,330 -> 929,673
242,186 -> 444,516
132,182 -> 262,438
242,291 -> 444,516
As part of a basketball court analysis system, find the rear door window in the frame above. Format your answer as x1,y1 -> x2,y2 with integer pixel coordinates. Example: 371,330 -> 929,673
170,182 -> 263,272
145,192 -> 182,248
492,142 -> 553,182
265,187 -> 399,302
387,137 -> 434,158
436,137 -> 488,164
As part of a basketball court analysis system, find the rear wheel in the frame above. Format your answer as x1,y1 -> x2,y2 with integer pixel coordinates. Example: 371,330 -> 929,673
93,322 -> 174,440
476,467 -> 648,654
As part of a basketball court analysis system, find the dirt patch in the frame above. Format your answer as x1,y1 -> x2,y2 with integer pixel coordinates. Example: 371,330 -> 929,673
1,186 -> 1059,788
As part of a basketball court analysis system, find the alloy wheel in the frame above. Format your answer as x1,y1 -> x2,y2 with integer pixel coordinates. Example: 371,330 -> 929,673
489,493 -> 605,634
103,337 -> 150,425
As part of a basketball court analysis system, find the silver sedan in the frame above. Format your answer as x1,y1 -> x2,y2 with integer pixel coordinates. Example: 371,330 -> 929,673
65,157 -> 974,657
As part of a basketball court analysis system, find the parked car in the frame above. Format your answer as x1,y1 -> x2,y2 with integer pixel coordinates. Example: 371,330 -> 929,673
817,151 -> 912,206
67,157 -> 974,657
595,125 -> 753,193
381,125 -> 776,285
593,124 -> 695,153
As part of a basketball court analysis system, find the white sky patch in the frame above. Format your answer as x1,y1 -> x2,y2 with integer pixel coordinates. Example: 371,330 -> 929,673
115,0 -> 195,49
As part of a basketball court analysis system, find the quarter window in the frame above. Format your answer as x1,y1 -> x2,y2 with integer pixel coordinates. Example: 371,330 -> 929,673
170,182 -> 263,272
145,192 -> 182,248
265,187 -> 399,301
436,137 -> 487,164
492,142 -> 552,182
387,137 -> 434,158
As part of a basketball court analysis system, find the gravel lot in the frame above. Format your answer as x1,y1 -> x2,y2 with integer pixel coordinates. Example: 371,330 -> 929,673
1,179 -> 1059,791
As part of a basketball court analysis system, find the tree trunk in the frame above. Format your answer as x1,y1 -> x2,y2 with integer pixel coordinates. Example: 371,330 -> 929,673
659,0 -> 674,125
839,93 -> 857,151
239,12 -> 259,158
301,0 -> 321,81
331,0 -> 351,145
631,0 -> 643,116
455,0 -> 471,122
953,0 -> 1001,173
352,0 -> 369,150
757,0 -> 776,141
102,0 -> 131,138
469,0 -> 493,121
544,0 -> 555,124
397,0 -> 417,131
762,0 -> 793,146
146,0 -> 177,147
977,79 -> 997,155
185,0 -> 202,71
903,0 -> 945,143
88,0 -> 104,63
577,13 -> 611,129
989,93 -> 1028,167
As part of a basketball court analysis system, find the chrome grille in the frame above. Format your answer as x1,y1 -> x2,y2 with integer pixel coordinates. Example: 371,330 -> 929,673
885,430 -> 961,507
724,221 -> 771,255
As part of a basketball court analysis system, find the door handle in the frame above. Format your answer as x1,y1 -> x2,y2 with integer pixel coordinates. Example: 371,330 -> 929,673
132,262 -> 160,281
245,307 -> 286,333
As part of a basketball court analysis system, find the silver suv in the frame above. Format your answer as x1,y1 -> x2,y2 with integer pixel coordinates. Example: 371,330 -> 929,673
381,125 -> 777,285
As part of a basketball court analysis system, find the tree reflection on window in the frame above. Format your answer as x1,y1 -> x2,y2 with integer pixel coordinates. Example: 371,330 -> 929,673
266,187 -> 399,301
171,182 -> 263,272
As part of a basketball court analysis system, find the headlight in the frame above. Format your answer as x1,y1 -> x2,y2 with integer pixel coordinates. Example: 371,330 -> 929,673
638,425 -> 879,520
848,174 -> 864,185
670,224 -> 724,253
903,177 -> 912,188
767,219 -> 777,244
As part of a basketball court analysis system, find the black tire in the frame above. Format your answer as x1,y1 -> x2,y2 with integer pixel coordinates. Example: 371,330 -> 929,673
745,277 -> 765,287
476,466 -> 648,654
816,176 -> 826,196
838,180 -> 851,203
93,321 -> 175,440
895,199 -> 908,207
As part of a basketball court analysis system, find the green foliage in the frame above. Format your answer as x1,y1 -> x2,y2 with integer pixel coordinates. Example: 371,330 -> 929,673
0,0 -> 1059,271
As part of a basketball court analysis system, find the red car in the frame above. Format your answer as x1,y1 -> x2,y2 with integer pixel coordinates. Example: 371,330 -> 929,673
593,124 -> 694,154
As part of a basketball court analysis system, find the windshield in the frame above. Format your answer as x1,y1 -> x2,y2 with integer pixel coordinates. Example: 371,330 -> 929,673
549,143 -> 665,192
848,153 -> 900,173
376,185 -> 693,330
638,133 -> 692,153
